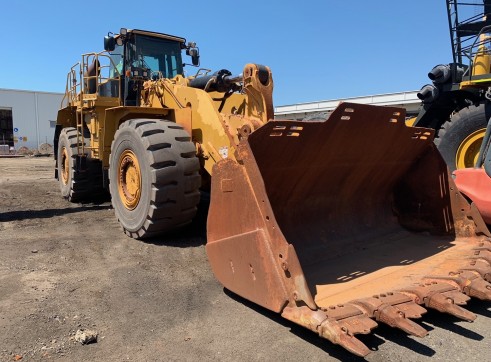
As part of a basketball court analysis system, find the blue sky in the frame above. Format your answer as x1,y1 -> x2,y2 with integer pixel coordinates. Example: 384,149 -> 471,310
1,0 -> 454,106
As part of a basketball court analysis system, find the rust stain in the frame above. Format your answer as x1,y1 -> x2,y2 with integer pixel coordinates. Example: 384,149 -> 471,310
206,103 -> 491,357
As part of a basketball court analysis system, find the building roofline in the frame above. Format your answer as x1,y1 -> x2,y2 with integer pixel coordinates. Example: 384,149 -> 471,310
275,90 -> 420,115
0,88 -> 64,96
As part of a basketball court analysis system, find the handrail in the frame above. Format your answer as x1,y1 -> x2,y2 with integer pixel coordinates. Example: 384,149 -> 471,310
459,25 -> 491,81
60,62 -> 81,108
61,51 -> 121,109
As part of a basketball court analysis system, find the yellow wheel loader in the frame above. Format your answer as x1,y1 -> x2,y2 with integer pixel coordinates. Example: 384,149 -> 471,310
415,0 -> 491,171
55,28 -> 491,357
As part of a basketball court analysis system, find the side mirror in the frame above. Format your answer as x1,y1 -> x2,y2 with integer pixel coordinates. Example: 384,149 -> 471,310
187,48 -> 200,66
104,36 -> 116,52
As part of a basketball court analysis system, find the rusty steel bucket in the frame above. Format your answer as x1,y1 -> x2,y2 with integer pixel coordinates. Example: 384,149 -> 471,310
206,103 -> 491,356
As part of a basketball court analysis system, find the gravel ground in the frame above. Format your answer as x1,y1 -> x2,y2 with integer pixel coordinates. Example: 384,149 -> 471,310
0,157 -> 490,361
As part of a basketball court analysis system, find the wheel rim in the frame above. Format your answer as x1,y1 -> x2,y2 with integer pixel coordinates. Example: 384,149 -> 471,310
118,150 -> 142,210
61,147 -> 69,185
455,128 -> 486,169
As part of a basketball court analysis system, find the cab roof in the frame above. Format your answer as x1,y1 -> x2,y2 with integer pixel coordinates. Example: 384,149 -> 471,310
127,29 -> 186,44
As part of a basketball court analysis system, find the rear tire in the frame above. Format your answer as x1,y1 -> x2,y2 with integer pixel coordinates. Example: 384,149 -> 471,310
435,104 -> 488,171
109,119 -> 201,239
57,127 -> 92,202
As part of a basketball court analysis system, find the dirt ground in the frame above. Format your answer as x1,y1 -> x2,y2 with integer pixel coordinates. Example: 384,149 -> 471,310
1,157 -> 490,362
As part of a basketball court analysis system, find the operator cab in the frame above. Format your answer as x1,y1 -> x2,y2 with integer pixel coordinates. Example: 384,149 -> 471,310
104,28 -> 199,106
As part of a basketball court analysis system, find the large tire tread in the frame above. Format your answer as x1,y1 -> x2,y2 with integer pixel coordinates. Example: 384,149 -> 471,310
109,119 -> 200,239
434,104 -> 489,171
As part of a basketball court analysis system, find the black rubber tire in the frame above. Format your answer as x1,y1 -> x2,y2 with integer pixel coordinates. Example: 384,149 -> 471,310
87,158 -> 108,201
109,119 -> 201,239
435,103 -> 489,172
57,127 -> 92,202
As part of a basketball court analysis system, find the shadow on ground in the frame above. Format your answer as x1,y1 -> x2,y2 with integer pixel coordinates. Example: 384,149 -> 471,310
0,204 -> 112,222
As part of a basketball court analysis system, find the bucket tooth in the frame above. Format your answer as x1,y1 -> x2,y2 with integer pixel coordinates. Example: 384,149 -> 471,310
321,304 -> 378,357
477,238 -> 491,250
282,305 -> 376,357
323,303 -> 379,335
463,273 -> 491,300
377,305 -> 428,337
425,272 -> 491,301
471,248 -> 491,264
391,299 -> 427,319
460,259 -> 491,282
352,293 -> 428,337
426,291 -> 477,321
319,319 -> 373,357
401,282 -> 476,321
441,290 -> 471,305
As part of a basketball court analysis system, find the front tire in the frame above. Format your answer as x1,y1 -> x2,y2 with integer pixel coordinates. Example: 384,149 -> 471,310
435,104 -> 488,171
109,119 -> 201,239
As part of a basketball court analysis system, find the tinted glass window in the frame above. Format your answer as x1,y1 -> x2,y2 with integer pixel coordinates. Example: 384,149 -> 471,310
129,34 -> 184,78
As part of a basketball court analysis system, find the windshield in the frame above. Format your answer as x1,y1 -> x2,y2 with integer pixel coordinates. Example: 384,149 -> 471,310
126,34 -> 184,78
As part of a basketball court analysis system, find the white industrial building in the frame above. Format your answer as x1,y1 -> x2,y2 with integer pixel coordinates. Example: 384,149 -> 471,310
0,89 -> 63,152
0,88 -> 421,153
